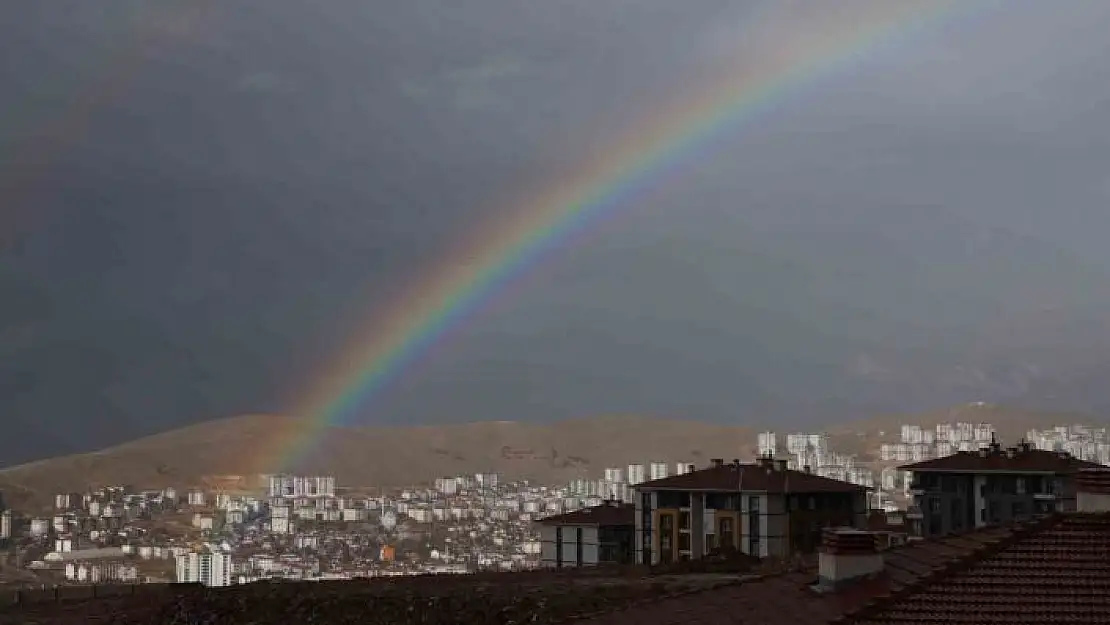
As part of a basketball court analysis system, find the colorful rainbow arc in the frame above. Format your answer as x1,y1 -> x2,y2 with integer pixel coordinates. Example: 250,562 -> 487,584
265,0 -> 980,471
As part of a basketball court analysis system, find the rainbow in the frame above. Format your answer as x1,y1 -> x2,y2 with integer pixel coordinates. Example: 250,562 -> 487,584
265,0 -> 981,469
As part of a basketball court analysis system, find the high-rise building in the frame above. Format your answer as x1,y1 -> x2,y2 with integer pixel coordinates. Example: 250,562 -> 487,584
649,462 -> 669,481
0,509 -> 11,540
627,464 -> 646,486
267,475 -> 337,499
176,546 -> 232,587
757,432 -> 777,457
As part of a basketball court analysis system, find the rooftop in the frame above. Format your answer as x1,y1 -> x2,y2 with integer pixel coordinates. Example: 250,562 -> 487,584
899,441 -> 1102,473
634,458 -> 864,494
537,502 -> 635,526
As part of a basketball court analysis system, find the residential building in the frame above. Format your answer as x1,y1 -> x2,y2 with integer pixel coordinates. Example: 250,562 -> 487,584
0,509 -> 10,541
632,455 -> 867,564
535,502 -> 635,568
580,469 -> 1110,624
626,464 -> 646,486
176,545 -> 233,587
900,438 -> 1103,537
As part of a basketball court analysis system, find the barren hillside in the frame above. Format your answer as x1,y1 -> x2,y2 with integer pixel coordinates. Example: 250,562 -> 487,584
1,405 -> 1104,511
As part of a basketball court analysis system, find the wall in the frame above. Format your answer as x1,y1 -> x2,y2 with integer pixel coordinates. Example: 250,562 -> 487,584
539,524 -> 599,568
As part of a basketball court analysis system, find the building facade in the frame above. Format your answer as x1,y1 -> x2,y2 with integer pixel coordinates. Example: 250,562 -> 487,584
176,547 -> 233,587
536,502 -> 635,568
632,455 -> 868,564
900,439 -> 1103,537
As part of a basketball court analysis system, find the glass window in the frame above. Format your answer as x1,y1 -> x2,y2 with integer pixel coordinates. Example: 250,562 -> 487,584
678,532 -> 690,551
679,511 -> 691,530
719,517 -> 735,549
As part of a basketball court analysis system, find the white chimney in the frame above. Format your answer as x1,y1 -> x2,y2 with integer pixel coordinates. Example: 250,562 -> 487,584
1076,469 -> 1110,513
817,528 -> 883,591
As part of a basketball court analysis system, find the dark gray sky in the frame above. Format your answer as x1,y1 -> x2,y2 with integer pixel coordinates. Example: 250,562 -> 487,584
3,0 -> 1110,465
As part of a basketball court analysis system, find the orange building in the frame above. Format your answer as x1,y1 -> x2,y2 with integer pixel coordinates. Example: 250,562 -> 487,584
379,545 -> 395,562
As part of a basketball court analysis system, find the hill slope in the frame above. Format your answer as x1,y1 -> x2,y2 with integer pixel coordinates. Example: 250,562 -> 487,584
1,405 -> 1104,510
0,414 -> 758,508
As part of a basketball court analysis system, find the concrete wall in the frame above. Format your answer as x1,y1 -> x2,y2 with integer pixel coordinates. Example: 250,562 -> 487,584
539,524 -> 599,568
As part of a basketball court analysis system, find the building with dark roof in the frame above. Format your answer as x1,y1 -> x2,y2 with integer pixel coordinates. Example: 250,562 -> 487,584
632,455 -> 868,564
899,438 -> 1103,537
576,467 -> 1110,625
535,502 -> 635,568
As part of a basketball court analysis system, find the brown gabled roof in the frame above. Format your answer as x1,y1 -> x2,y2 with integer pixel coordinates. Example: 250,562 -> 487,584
898,447 -> 1102,473
845,513 -> 1110,624
535,502 -> 634,526
575,517 -> 1065,625
634,462 -> 864,494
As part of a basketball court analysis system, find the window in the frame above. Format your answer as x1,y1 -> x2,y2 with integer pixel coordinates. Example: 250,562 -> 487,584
679,511 -> 691,530
659,513 -> 675,563
678,532 -> 691,551
1015,478 -> 1026,495
576,527 -> 583,565
1012,502 -> 1025,518
555,527 -> 563,568
719,517 -> 735,549
929,498 -> 941,513
747,496 -> 761,557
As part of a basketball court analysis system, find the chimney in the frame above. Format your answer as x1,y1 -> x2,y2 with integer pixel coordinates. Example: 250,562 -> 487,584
1076,469 -> 1110,513
817,528 -> 883,591
711,458 -> 724,468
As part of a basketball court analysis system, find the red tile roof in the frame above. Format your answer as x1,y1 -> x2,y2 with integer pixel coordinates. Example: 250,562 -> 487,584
577,514 -> 1108,625
898,446 -> 1102,473
844,513 -> 1110,624
634,461 -> 865,494
536,502 -> 634,526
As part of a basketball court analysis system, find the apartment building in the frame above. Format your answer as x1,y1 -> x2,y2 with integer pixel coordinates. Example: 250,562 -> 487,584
535,502 -> 635,568
900,438 -> 1103,537
176,546 -> 233,587
632,455 -> 867,564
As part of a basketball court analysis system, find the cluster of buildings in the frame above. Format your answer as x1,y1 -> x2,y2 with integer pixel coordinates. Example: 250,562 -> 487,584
1025,424 -> 1110,465
878,422 -> 997,462
5,411 -> 1110,593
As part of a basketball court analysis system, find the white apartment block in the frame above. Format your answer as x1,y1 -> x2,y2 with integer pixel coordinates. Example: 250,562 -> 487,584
627,464 -> 646,486
267,475 -> 336,499
786,433 -> 828,457
648,463 -> 669,481
176,547 -> 232,587
603,468 -> 623,483
757,432 -> 777,457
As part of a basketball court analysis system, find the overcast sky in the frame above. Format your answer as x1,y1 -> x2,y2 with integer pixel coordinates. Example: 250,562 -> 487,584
3,0 -> 1110,465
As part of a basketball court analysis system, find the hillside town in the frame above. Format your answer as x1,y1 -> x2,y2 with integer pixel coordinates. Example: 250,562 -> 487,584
2,408 -> 1110,593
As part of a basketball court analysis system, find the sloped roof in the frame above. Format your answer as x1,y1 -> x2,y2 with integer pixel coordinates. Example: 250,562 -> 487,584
846,513 -> 1110,624
633,462 -> 864,494
898,447 -> 1102,473
576,516 -> 1089,625
535,503 -> 634,526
